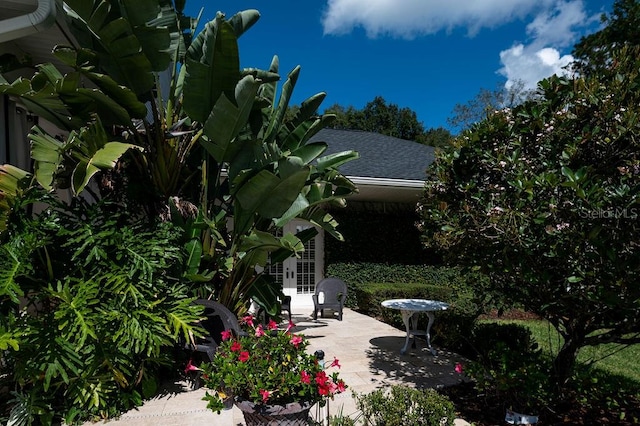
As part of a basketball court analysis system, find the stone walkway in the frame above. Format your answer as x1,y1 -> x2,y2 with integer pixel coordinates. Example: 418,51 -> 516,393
84,308 -> 470,425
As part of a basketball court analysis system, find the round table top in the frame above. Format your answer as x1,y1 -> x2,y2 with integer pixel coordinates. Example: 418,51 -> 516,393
381,298 -> 449,311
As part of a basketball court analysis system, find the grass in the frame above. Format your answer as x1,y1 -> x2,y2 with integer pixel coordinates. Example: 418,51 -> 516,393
483,319 -> 640,385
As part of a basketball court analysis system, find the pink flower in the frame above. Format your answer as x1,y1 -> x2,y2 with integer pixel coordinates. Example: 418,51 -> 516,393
267,319 -> 279,331
454,363 -> 464,374
300,370 -> 311,384
290,335 -> 303,348
230,341 -> 242,352
184,359 -> 200,374
255,324 -> 265,337
329,357 -> 341,369
241,314 -> 254,327
239,351 -> 250,362
260,389 -> 271,403
336,379 -> 346,393
220,330 -> 232,341
285,320 -> 295,333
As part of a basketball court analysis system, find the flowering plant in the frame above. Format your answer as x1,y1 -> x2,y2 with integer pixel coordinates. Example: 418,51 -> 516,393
200,314 -> 346,413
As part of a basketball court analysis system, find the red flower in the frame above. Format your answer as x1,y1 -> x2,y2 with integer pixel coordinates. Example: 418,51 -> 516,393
336,379 -> 346,393
318,383 -> 330,396
329,357 -> 341,369
239,351 -> 250,362
290,335 -> 303,348
241,314 -> 254,327
260,389 -> 271,403
267,319 -> 279,331
220,330 -> 232,341
184,358 -> 200,374
315,370 -> 328,386
230,341 -> 242,352
300,370 -> 311,384
285,320 -> 295,333
454,363 -> 464,374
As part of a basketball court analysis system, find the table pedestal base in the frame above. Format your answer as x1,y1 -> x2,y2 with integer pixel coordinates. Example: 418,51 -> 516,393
399,310 -> 436,356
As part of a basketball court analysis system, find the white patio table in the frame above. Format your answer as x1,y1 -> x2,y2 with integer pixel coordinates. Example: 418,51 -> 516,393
381,298 -> 449,355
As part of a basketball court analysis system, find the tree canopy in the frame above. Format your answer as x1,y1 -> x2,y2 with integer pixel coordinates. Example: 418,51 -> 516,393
447,80 -> 536,132
572,0 -> 640,76
325,96 -> 454,148
419,1 -> 640,396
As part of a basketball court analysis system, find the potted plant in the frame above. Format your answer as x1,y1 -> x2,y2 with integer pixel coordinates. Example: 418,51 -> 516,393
200,314 -> 346,425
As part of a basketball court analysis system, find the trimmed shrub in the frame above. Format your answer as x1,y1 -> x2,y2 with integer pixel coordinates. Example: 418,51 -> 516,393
354,282 -> 452,322
463,322 -> 551,413
355,385 -> 455,426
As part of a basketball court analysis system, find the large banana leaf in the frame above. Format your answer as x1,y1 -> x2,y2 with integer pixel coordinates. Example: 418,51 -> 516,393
53,47 -> 148,121
0,76 -> 83,131
257,55 -> 280,112
64,0 -> 172,97
71,141 -> 142,195
0,165 -> 31,231
29,127 -> 64,192
184,14 -> 241,123
227,9 -> 261,38
263,66 -> 300,144
235,166 -> 310,219
29,121 -> 142,195
316,150 -> 360,171
200,75 -> 261,162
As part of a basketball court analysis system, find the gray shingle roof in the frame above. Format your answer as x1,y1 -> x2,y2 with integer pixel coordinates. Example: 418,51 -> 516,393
309,128 -> 435,181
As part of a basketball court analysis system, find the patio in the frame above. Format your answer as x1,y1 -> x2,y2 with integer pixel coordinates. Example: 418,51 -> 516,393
84,308 -> 470,425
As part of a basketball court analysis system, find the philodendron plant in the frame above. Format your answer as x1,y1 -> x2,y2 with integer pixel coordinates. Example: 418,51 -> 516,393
0,0 -> 357,312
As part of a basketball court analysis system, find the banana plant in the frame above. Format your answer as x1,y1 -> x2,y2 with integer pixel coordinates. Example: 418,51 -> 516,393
211,56 -> 359,311
0,0 -> 358,316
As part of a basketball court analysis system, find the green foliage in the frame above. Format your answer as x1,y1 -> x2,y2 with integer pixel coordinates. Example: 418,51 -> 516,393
0,200 -> 201,424
419,45 -> 640,392
354,385 -> 455,426
354,283 -> 452,318
0,1 -> 358,422
463,322 -> 552,413
0,0 -> 357,314
572,0 -> 640,77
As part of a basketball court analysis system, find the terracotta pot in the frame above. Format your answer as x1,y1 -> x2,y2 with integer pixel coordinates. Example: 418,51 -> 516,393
235,399 -> 314,426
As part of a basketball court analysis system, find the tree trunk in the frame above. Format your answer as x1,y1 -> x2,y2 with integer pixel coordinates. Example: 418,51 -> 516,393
551,326 -> 584,397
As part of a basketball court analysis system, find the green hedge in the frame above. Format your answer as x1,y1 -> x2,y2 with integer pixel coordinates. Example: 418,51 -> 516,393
354,283 -> 453,320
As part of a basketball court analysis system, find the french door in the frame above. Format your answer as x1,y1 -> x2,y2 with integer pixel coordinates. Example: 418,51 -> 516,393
267,221 -> 324,309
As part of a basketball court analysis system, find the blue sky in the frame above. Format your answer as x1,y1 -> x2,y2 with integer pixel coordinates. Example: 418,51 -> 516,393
185,0 -> 613,133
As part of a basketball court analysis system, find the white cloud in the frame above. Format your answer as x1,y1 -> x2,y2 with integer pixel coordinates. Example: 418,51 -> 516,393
498,1 -> 589,91
499,44 -> 574,91
321,0 -> 602,93
321,0 -> 556,38
525,0 -> 588,48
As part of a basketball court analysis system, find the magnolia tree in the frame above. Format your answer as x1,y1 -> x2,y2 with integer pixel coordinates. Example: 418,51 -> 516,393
418,46 -> 640,394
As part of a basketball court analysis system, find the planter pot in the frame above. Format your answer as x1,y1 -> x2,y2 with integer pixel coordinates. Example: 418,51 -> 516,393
235,399 -> 314,426
505,409 -> 539,425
